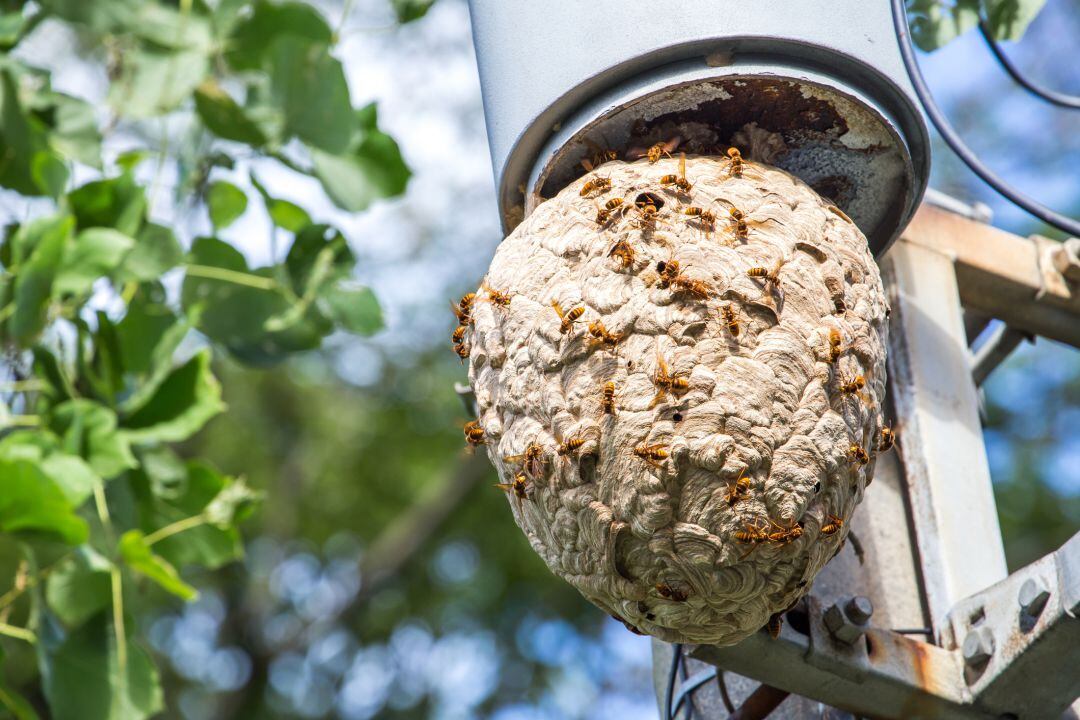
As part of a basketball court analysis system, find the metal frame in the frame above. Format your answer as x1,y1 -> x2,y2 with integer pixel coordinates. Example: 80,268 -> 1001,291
652,201 -> 1080,719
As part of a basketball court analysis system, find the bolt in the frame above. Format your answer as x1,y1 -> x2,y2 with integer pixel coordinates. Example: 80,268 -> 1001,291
844,596 -> 874,625
962,627 -> 995,668
824,596 -> 873,646
1018,578 -> 1050,619
1051,238 -> 1080,283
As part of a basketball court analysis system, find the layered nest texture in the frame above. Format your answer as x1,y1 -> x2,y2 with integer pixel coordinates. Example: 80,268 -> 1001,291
464,154 -> 889,645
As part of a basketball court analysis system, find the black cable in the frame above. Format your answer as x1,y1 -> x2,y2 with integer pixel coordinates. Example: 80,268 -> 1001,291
977,21 -> 1080,110
665,643 -> 683,720
891,0 -> 1080,237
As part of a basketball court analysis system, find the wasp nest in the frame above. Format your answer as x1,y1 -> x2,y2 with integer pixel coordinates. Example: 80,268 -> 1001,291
463,153 -> 889,646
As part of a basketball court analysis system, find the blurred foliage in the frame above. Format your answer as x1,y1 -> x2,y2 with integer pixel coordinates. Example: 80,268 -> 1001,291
907,0 -> 1049,50
0,0 -> 425,717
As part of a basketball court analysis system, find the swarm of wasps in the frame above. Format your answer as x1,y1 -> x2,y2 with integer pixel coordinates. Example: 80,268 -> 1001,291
453,146 -> 896,619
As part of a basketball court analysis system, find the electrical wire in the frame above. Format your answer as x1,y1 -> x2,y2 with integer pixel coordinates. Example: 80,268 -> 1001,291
977,21 -> 1080,110
890,0 -> 1080,237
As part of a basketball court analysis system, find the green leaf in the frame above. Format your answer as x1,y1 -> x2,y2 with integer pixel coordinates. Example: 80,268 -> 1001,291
284,223 -> 355,294
310,105 -> 410,212
269,36 -> 353,154
206,180 -> 248,230
0,68 -> 53,196
391,0 -> 437,23
250,174 -> 312,232
118,530 -> 198,601
132,461 -> 243,569
193,80 -> 268,146
132,3 -> 213,51
0,431 -> 97,506
121,349 -> 224,443
108,46 -> 209,119
32,346 -> 76,403
35,0 -> 139,33
66,173 -> 146,236
45,547 -> 113,629
204,476 -> 260,528
53,228 -> 135,296
42,91 -> 102,169
114,150 -> 149,174
982,0 -> 1047,41
39,612 -> 164,720
225,0 -> 333,72
115,286 -> 192,413
182,237 -> 330,365
118,222 -> 183,282
907,0 -> 981,51
50,400 -> 137,479
30,150 -> 69,198
8,215 -> 73,346
0,458 -> 88,544
0,11 -> 31,51
318,281 -> 383,335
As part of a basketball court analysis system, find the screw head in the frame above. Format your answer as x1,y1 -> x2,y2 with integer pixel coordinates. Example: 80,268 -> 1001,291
962,627 -> 995,667
844,596 -> 874,625
1018,578 -> 1050,618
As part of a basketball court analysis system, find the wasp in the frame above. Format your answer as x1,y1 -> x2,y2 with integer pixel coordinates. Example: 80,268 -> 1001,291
659,152 -> 693,194
723,146 -> 760,179
634,443 -> 670,468
828,205 -> 854,224
877,425 -> 896,453
847,444 -> 870,466
551,300 -> 585,334
826,327 -> 844,364
451,325 -> 467,344
504,442 -> 547,480
579,175 -> 612,198
481,283 -> 512,309
453,341 -> 469,363
820,513 -> 844,536
582,138 -> 619,170
656,259 -> 711,300
588,320 -> 623,352
495,472 -> 531,500
679,204 -> 716,236
608,238 -> 635,269
601,381 -> 616,415
629,193 -> 662,230
723,470 -> 750,506
463,420 -> 485,447
595,197 -> 628,226
645,140 -> 676,164
747,259 -> 786,302
766,613 -> 784,639
734,519 -> 770,558
837,374 -> 868,402
556,434 -> 587,458
655,582 -> 689,602
767,520 -> 804,546
650,350 -> 690,407
451,292 -> 476,324
721,304 -> 741,337
824,275 -> 847,314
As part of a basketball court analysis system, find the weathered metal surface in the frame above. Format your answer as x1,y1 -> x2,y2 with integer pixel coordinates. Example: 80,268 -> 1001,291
467,0 -> 930,255
970,324 -> 1031,386
880,239 -> 1009,633
902,205 -> 1080,349
942,531 -> 1080,718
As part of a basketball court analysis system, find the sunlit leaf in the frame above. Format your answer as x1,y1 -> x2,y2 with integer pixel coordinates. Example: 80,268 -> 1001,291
42,91 -> 102,169
39,612 -> 164,720
67,173 -> 146,236
204,476 -> 260,528
0,431 -> 97,507
983,0 -> 1047,41
119,530 -> 198,601
318,281 -> 384,336
131,461 -> 243,569
119,222 -> 183,282
0,10 -> 31,50
206,180 -> 248,230
269,36 -> 353,154
0,458 -> 88,544
35,0 -> 140,33
8,215 -> 73,345
391,0 -> 437,24
311,104 -> 410,212
54,228 -> 135,296
193,81 -> 268,146
30,151 -> 69,199
122,349 -> 225,443
50,400 -> 137,479
132,3 -> 213,51
108,47 -> 209,119
45,547 -> 113,629
224,0 -> 333,72
251,174 -> 312,232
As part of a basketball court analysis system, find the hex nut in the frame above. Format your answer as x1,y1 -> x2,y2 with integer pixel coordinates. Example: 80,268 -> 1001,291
1018,578 -> 1050,619
844,596 -> 874,625
468,156 -> 888,645
962,627 -> 995,668
824,600 -> 868,646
